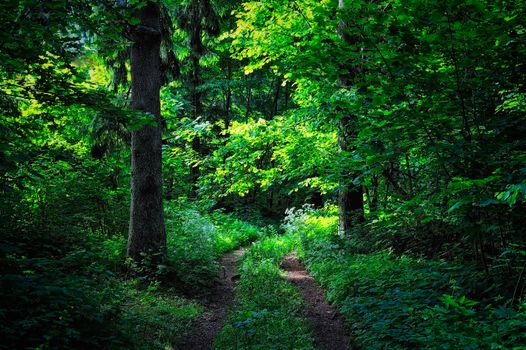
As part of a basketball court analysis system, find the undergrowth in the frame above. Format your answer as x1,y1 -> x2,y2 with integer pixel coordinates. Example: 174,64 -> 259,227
0,231 -> 201,350
1,198 -> 259,350
215,234 -> 316,350
164,200 -> 262,292
285,206 -> 526,350
121,281 -> 202,349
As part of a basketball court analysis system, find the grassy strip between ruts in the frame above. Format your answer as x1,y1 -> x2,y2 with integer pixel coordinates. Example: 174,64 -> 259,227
214,234 -> 316,350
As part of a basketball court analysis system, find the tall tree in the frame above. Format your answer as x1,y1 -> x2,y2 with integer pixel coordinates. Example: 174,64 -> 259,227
127,1 -> 166,262
337,0 -> 364,237
175,0 -> 220,198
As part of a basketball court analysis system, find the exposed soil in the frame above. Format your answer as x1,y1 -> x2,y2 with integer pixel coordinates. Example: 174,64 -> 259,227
281,253 -> 353,350
174,248 -> 244,350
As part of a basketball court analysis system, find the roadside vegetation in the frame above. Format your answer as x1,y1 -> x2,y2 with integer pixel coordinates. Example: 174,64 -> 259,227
1,196 -> 258,350
288,206 -> 526,349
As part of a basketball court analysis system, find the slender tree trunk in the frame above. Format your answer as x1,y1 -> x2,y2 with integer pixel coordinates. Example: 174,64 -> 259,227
189,49 -> 202,198
187,0 -> 204,198
271,77 -> 281,118
166,167 -> 175,200
336,0 -> 365,237
224,63 -> 232,131
338,184 -> 364,235
405,153 -> 413,196
337,117 -> 364,237
127,1 -> 166,262
190,136 -> 200,198
284,84 -> 290,108
371,174 -> 379,211
311,190 -> 324,209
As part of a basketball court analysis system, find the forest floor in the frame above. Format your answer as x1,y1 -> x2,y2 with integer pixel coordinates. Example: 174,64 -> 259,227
281,253 -> 353,350
174,248 -> 245,350
177,246 -> 352,349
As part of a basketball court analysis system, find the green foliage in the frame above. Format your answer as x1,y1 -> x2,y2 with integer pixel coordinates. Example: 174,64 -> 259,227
165,200 -> 220,291
121,282 -> 202,350
228,0 -> 526,269
0,249 -> 128,349
164,200 -> 263,291
206,116 -> 337,199
215,234 -> 315,350
3,0 -> 526,347
241,233 -> 296,266
294,210 -> 526,350
210,211 -> 262,254
0,230 -> 201,350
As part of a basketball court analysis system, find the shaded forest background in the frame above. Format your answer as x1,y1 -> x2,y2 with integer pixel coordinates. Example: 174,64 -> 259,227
1,0 -> 526,349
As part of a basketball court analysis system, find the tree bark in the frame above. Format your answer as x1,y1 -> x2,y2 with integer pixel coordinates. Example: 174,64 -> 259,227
189,51 -> 202,198
311,190 -> 324,209
224,62 -> 232,131
189,1 -> 203,198
370,174 -> 379,211
338,182 -> 365,236
190,136 -> 201,198
271,77 -> 281,118
337,118 -> 365,237
127,1 -> 166,262
166,167 -> 175,200
337,0 -> 365,237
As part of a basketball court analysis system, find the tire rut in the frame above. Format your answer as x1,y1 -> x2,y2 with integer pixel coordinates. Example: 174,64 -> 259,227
281,253 -> 354,350
174,248 -> 244,350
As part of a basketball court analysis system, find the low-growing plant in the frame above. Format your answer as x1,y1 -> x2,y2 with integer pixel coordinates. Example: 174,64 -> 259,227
164,200 -> 219,291
121,282 -> 202,349
215,234 -> 316,350
164,200 -> 264,292
210,211 -> 262,254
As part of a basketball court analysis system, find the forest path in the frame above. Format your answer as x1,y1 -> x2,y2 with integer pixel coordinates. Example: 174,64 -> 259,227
174,248 -> 244,350
281,253 -> 353,350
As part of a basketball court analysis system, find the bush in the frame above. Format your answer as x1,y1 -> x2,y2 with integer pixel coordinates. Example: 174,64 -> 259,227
165,201 -> 219,291
210,211 -> 262,254
164,200 -> 264,292
0,244 -> 129,350
0,213 -> 201,350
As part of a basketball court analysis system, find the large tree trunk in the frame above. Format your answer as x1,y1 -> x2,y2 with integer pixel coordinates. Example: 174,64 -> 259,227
127,2 -> 166,262
370,174 -> 379,212
337,0 -> 365,237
